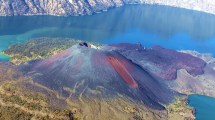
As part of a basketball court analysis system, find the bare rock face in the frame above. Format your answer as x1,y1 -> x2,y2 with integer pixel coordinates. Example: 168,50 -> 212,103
1,0 -> 215,16
0,0 -> 124,16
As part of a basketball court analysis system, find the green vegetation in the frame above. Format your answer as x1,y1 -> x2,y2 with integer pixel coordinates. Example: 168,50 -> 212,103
0,64 -> 81,120
24,93 -> 48,102
2,95 -> 26,106
0,81 -> 72,120
3,37 -> 82,64
0,106 -> 33,120
165,97 -> 195,120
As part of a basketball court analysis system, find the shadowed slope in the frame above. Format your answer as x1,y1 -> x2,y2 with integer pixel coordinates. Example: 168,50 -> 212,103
108,43 -> 206,80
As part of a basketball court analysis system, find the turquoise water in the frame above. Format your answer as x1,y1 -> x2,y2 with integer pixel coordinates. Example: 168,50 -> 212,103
0,53 -> 10,61
1,5 -> 215,61
188,94 -> 215,120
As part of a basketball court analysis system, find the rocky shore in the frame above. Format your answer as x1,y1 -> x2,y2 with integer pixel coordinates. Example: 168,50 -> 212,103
0,0 -> 215,16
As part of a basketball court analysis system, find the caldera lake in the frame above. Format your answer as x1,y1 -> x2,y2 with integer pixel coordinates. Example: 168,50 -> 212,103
188,95 -> 215,120
1,4 -> 215,119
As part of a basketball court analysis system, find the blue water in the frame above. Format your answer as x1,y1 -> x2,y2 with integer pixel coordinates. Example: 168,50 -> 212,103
0,53 -> 10,61
188,94 -> 215,120
1,5 -> 215,61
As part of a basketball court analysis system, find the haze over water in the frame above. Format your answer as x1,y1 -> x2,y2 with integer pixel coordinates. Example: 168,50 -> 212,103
1,4 -> 215,61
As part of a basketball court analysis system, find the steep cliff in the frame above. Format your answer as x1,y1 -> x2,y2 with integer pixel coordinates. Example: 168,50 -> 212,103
0,0 -> 124,16
0,0 -> 215,16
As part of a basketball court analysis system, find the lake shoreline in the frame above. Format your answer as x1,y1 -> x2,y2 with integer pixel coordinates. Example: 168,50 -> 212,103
0,51 -> 11,61
188,94 -> 215,120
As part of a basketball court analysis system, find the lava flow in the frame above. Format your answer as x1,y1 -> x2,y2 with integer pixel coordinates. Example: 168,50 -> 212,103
107,55 -> 138,88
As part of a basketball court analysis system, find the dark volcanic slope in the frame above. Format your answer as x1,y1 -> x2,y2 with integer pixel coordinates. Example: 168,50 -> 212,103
109,43 -> 206,80
20,43 -> 206,110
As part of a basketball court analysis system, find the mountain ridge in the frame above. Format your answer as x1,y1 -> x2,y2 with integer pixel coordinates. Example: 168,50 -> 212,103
0,0 -> 215,16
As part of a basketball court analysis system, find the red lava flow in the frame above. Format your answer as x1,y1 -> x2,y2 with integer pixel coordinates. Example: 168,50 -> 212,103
107,55 -> 138,88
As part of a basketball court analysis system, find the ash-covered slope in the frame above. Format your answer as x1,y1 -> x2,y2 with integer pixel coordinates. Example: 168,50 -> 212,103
20,43 -> 206,110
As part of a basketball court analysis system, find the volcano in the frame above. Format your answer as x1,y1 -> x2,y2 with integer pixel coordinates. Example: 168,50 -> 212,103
20,42 -> 206,111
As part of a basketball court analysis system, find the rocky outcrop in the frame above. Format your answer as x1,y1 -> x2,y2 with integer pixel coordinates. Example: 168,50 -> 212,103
0,0 -> 215,16
168,51 -> 215,98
